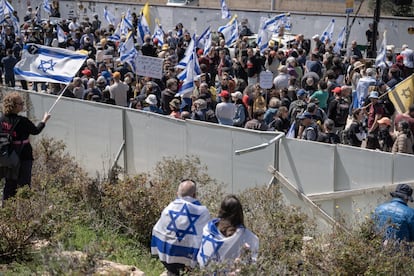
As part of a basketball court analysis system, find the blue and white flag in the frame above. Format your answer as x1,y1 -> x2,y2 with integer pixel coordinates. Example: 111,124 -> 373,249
11,15 -> 20,37
119,32 -> 138,73
103,7 -> 116,26
257,17 -> 271,54
220,0 -> 231,19
354,77 -> 377,108
151,197 -> 210,267
56,24 -> 66,43
257,14 -> 287,53
375,30 -> 387,69
108,24 -> 121,41
14,44 -> 88,84
261,13 -> 287,33
281,14 -> 292,31
0,0 -> 14,24
152,23 -> 165,47
197,219 -> 259,267
286,121 -> 296,139
176,34 -> 199,72
197,26 -> 212,56
176,35 -> 201,97
333,26 -> 346,55
218,16 -> 238,46
320,18 -> 335,44
43,0 -> 52,15
120,10 -> 134,36
1,0 -> 14,14
136,14 -> 151,45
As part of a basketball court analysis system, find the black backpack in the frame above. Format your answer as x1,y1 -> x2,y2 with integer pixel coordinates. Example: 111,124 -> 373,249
0,117 -> 21,174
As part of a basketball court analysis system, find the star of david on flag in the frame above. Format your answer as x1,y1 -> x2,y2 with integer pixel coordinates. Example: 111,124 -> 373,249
198,234 -> 224,265
167,203 -> 201,241
15,44 -> 88,84
38,59 -> 56,73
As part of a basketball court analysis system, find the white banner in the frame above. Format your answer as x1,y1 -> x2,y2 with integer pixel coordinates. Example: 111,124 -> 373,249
136,55 -> 164,79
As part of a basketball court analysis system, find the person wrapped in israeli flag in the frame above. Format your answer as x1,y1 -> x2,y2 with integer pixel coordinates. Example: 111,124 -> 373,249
197,195 -> 259,268
14,44 -> 88,84
151,180 -> 210,275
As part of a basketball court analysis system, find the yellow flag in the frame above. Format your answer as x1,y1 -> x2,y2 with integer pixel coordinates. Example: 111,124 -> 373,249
141,2 -> 151,28
389,74 -> 414,114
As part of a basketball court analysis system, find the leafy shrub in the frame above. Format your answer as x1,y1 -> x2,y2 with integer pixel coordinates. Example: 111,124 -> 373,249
0,187 -> 41,261
99,156 -> 224,246
302,219 -> 414,274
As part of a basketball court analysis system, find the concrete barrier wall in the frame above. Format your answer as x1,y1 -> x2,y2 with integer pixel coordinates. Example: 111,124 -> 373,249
6,89 -> 414,229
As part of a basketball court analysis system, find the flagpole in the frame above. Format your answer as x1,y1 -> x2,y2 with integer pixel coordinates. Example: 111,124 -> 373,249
48,84 -> 69,114
361,73 -> 414,111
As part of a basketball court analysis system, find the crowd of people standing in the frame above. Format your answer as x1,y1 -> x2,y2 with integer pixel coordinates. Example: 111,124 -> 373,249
1,5 -> 414,154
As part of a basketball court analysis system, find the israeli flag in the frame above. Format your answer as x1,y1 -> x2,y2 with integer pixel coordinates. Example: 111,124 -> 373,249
119,33 -> 138,72
320,18 -> 335,43
282,14 -> 292,31
151,197 -> 210,267
261,13 -> 287,33
11,15 -> 20,37
257,14 -> 287,53
218,16 -> 238,46
1,0 -> 14,14
0,0 -> 14,24
286,121 -> 296,138
152,23 -> 165,47
103,7 -> 116,26
124,9 -> 134,30
57,24 -> 66,43
108,24 -> 121,41
354,77 -> 377,108
136,14 -> 151,45
176,36 -> 201,97
175,35 -> 196,72
197,219 -> 259,267
120,10 -> 134,36
43,0 -> 52,15
197,26 -> 212,56
14,44 -> 88,84
220,0 -> 231,19
333,26 -> 346,55
257,17 -> 271,54
375,30 -> 387,69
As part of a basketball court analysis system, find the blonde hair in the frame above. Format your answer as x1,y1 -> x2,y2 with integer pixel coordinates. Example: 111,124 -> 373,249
2,92 -> 22,115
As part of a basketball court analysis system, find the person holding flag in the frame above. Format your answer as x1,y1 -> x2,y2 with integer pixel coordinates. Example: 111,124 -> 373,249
1,92 -> 51,201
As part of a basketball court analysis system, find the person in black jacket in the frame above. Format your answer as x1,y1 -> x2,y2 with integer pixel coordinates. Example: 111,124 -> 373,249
1,92 -> 50,201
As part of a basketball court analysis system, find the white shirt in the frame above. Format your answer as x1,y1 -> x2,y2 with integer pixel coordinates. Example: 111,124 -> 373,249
215,102 -> 236,126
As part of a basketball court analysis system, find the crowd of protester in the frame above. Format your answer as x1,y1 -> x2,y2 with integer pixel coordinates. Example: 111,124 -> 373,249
2,4 -> 414,154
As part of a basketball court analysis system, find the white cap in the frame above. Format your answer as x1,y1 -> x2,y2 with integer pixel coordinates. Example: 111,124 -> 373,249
312,34 -> 320,40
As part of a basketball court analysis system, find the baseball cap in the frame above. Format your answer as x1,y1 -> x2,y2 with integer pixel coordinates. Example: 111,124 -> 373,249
332,87 -> 342,94
219,90 -> 230,98
298,111 -> 312,120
